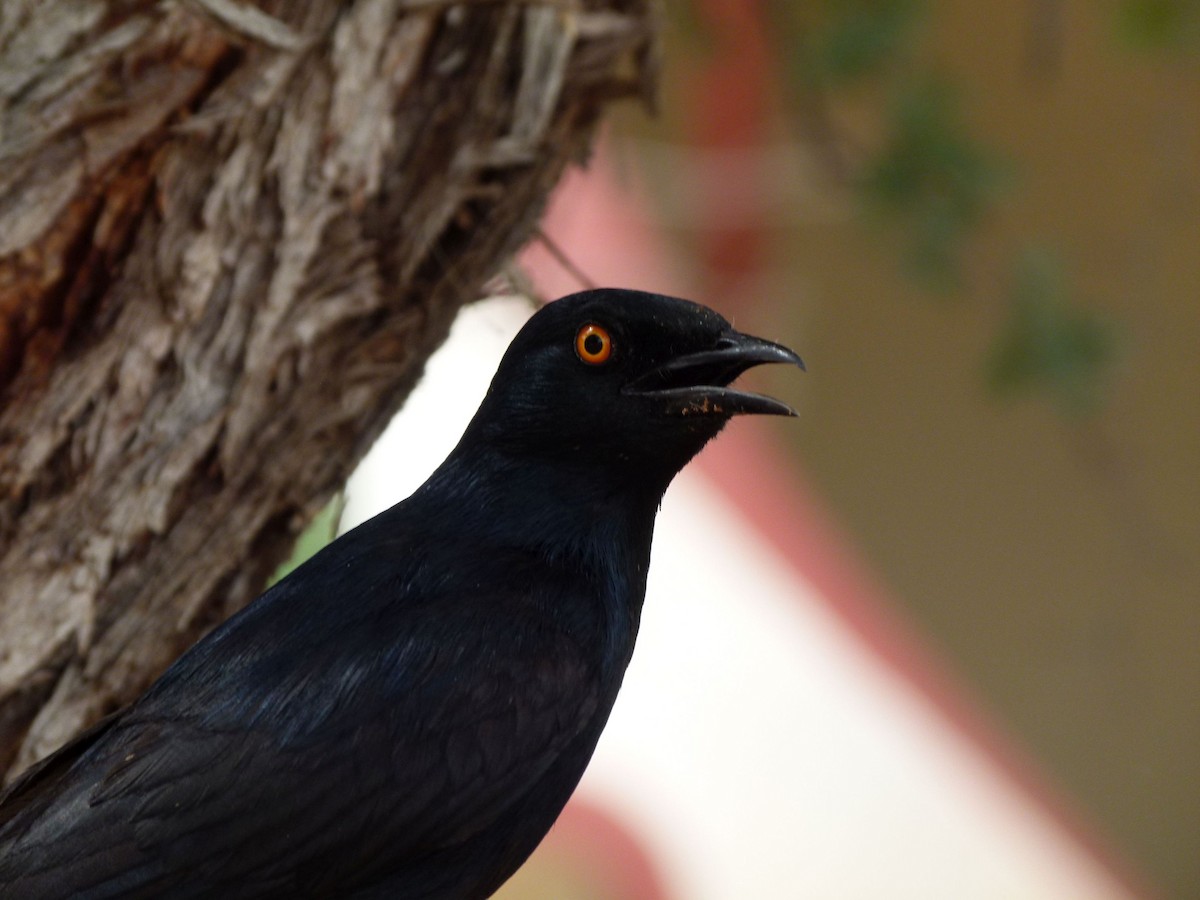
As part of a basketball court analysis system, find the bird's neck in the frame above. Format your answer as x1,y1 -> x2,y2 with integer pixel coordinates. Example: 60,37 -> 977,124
417,446 -> 662,667
422,445 -> 662,561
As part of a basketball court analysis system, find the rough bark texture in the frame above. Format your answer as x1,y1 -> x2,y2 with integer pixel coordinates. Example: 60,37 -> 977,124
0,0 -> 656,781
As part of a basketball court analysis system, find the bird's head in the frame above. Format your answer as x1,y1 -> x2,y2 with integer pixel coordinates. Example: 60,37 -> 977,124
461,288 -> 804,493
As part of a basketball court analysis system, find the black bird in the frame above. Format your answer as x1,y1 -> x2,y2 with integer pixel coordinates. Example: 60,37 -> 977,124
0,288 -> 803,898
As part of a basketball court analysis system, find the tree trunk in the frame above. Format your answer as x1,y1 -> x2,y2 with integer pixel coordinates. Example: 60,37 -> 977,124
0,0 -> 656,781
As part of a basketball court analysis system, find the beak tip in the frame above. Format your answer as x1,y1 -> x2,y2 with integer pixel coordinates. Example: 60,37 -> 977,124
751,335 -> 804,372
777,345 -> 805,372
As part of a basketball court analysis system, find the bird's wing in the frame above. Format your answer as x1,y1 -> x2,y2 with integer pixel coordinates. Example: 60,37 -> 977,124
0,709 -> 121,829
0,545 -> 607,896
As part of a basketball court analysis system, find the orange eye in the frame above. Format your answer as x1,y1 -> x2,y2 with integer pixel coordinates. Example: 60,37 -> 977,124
575,323 -> 613,365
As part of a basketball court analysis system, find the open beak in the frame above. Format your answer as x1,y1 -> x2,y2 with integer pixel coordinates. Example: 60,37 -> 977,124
624,330 -> 805,417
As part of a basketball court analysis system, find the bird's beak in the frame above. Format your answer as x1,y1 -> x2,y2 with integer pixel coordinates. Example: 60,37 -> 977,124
624,330 -> 805,417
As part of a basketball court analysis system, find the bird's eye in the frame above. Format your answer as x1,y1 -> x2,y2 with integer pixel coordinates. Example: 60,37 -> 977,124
575,323 -> 613,365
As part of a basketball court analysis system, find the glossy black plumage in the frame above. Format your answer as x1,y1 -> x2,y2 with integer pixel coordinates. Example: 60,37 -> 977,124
0,288 -> 803,898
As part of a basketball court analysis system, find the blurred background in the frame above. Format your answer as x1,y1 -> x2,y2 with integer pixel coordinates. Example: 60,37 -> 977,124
549,0 -> 1196,894
337,1 -> 1198,896
643,1 -> 1199,894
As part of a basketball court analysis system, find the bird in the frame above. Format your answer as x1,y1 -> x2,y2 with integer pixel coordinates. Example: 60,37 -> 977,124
0,287 -> 803,898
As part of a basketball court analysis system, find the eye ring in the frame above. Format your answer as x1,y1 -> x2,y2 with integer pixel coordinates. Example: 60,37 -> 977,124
575,323 -> 613,365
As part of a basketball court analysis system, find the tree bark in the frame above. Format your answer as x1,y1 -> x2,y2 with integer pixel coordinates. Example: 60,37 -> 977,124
0,0 -> 656,781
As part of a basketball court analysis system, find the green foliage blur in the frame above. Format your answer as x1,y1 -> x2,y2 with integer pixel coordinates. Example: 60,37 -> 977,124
270,494 -> 344,587
800,0 -> 921,85
987,249 -> 1117,417
762,0 -> 1200,416
1117,0 -> 1200,50
859,77 -> 1004,287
